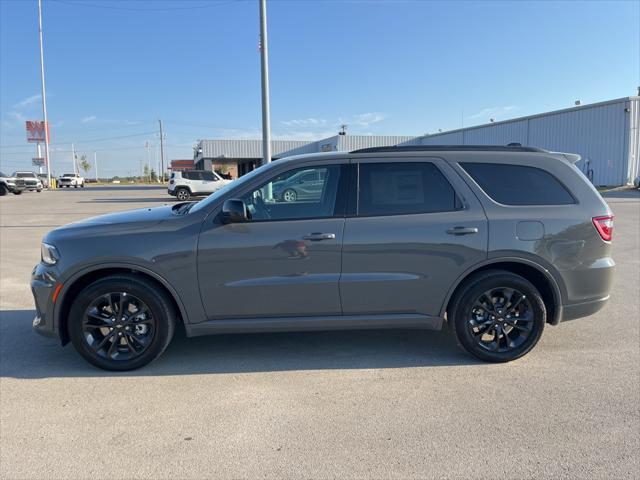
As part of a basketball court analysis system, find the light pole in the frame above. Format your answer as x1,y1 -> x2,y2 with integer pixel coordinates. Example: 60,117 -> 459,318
37,0 -> 52,188
259,0 -> 271,168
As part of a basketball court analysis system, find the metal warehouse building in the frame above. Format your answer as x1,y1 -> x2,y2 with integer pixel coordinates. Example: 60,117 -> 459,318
402,96 -> 639,186
193,135 -> 413,178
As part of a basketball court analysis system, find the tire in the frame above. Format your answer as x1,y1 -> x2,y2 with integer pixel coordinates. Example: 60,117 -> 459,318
37,188 -> 42,193
282,188 -> 297,203
175,187 -> 191,201
13,190 -> 22,195
68,274 -> 176,371
0,184 -> 7,196
448,270 -> 545,363
74,185 -> 78,188
80,183 -> 85,188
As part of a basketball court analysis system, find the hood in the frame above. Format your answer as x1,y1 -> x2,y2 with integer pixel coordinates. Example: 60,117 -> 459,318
47,204 -> 177,240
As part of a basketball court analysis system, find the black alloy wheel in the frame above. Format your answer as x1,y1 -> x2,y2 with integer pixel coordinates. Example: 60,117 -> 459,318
68,275 -> 176,370
449,270 -> 545,362
82,292 -> 155,361
467,287 -> 534,353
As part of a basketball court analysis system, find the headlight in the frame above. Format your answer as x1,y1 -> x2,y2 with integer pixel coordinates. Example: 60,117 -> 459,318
41,242 -> 60,265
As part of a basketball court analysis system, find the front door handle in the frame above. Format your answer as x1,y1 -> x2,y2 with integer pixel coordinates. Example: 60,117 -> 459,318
446,226 -> 479,235
303,232 -> 336,241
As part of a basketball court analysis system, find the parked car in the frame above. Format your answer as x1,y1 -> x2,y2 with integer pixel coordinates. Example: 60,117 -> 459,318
0,171 -> 25,196
272,168 -> 326,202
168,170 -> 232,201
58,173 -> 85,188
37,173 -> 50,189
13,171 -> 43,192
32,145 -> 614,370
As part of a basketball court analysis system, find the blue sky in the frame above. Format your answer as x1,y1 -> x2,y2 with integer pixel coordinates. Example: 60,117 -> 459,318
1,0 -> 638,177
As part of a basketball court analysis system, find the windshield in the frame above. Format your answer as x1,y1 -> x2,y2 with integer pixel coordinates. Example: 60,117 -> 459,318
0,172 -> 7,177
62,173 -> 75,177
189,164 -> 269,214
16,173 -> 35,178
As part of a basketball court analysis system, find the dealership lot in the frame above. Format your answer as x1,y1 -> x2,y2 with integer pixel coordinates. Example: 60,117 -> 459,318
1,186 -> 638,479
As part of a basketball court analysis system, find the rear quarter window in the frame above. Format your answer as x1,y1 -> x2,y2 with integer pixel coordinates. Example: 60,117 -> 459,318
461,162 -> 575,205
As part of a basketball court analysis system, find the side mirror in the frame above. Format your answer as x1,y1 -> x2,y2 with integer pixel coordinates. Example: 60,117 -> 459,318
220,199 -> 248,224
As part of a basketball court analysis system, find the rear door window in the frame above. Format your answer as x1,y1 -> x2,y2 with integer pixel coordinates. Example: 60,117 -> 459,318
461,163 -> 575,205
357,162 -> 460,216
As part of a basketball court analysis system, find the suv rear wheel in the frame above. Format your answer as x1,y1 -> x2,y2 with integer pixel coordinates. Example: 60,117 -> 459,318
68,275 -> 176,371
0,184 -> 6,196
449,270 -> 545,362
175,187 -> 191,201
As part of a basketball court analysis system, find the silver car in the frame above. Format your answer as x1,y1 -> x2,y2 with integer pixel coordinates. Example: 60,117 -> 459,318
31,145 -> 614,370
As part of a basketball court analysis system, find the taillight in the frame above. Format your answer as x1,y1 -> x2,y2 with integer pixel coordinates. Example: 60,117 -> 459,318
592,215 -> 614,242
169,180 -> 174,185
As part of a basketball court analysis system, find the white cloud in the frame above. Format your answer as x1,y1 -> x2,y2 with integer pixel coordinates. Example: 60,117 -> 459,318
273,129 -> 339,141
7,111 -> 26,122
280,118 -> 327,128
352,112 -> 386,127
467,105 -> 518,121
13,94 -> 41,109
81,115 -> 97,123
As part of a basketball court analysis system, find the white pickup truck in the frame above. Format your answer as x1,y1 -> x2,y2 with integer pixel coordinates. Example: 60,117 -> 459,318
58,173 -> 85,188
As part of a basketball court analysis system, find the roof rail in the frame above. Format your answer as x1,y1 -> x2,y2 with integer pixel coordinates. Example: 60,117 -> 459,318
350,145 -> 548,154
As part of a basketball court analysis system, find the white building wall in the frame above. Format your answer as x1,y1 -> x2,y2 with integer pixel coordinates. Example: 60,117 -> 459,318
409,97 -> 639,186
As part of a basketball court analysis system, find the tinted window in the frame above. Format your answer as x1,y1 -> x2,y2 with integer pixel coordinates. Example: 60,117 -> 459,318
201,171 -> 216,181
185,171 -> 202,180
461,163 -> 574,205
358,162 -> 459,216
241,165 -> 341,221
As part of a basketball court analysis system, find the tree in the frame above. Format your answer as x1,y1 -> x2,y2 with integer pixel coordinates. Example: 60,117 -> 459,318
143,164 -> 150,182
78,154 -> 91,175
150,169 -> 157,182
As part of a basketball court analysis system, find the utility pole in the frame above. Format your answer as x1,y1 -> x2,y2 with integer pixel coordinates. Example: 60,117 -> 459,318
94,151 -> 98,182
38,0 -> 52,188
259,0 -> 272,168
145,141 -> 151,183
71,143 -> 77,175
158,120 -> 165,183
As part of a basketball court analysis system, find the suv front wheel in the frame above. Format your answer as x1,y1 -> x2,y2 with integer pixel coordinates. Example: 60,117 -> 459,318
449,270 -> 545,363
68,275 -> 176,371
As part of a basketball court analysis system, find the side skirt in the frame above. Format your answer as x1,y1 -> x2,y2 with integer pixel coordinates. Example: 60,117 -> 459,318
185,314 -> 444,337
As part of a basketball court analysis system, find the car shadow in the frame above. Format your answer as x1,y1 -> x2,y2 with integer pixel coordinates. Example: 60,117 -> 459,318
0,310 -> 479,378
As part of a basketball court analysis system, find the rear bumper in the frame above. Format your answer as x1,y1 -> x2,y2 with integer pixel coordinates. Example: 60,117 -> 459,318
559,295 -> 609,322
167,188 -> 176,196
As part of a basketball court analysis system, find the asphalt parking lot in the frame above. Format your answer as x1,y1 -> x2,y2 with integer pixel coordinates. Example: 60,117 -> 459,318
1,186 -> 638,479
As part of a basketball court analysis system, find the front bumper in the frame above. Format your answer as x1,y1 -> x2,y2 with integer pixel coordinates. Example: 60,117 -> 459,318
167,188 -> 176,196
5,183 -> 25,193
31,263 -> 61,341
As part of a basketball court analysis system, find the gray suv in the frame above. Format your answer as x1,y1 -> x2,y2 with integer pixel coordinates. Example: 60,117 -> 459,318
31,146 -> 614,370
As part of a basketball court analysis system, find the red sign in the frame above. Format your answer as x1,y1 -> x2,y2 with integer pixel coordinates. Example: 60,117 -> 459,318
26,120 -> 49,143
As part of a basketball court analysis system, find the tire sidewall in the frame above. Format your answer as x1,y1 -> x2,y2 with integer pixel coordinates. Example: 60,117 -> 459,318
68,276 -> 174,371
452,273 -> 546,362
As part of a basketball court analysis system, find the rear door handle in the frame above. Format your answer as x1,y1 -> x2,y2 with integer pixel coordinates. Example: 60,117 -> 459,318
303,232 -> 336,241
446,226 -> 479,235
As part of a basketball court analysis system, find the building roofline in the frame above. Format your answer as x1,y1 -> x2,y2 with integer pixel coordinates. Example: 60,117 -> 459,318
418,96 -> 639,140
